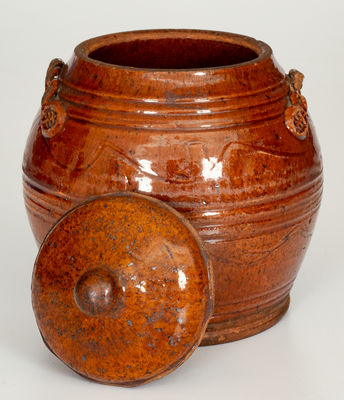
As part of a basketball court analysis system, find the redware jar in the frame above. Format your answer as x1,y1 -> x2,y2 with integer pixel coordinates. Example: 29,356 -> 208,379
23,29 -> 323,345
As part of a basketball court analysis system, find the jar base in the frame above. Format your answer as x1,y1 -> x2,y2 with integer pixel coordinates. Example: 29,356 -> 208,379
201,294 -> 290,346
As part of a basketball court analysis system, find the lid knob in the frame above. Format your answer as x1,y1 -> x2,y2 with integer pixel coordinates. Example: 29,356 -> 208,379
74,268 -> 116,316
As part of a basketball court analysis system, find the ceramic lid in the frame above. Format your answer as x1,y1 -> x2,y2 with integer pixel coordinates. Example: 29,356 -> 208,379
32,192 -> 213,386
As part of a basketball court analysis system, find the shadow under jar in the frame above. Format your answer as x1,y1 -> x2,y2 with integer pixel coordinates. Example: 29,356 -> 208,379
23,29 -> 323,345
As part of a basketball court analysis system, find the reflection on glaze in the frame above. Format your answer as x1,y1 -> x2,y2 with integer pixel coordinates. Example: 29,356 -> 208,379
139,160 -> 158,176
178,269 -> 187,290
143,110 -> 158,115
203,211 -> 220,217
135,176 -> 152,192
202,157 -> 223,181
143,98 -> 159,103
135,281 -> 146,293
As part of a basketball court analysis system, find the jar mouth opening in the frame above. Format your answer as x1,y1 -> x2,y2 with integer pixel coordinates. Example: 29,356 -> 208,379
75,29 -> 271,72
88,38 -> 258,70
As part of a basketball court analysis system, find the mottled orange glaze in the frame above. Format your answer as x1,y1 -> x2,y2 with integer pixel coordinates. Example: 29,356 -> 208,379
23,29 -> 323,345
32,193 -> 213,386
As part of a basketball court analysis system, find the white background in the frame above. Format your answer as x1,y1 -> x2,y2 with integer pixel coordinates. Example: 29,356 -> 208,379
0,0 -> 343,398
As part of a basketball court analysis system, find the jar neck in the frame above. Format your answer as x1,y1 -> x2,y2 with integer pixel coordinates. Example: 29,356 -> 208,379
61,29 -> 285,101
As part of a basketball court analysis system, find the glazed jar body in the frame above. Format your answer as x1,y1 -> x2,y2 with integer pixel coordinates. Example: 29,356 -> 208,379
23,30 -> 323,344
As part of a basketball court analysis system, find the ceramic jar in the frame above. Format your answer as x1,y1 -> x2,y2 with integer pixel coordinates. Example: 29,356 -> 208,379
23,29 -> 323,345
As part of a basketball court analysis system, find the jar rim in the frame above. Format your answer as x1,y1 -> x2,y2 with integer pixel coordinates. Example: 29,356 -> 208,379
74,29 -> 272,73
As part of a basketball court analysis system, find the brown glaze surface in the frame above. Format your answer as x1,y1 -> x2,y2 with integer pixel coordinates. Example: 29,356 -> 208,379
32,193 -> 213,386
23,29 -> 323,344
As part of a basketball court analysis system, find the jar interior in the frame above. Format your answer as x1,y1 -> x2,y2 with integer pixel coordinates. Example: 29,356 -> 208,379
88,38 -> 259,69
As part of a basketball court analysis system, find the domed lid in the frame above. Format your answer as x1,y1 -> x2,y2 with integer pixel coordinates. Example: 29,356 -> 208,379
32,192 -> 213,386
